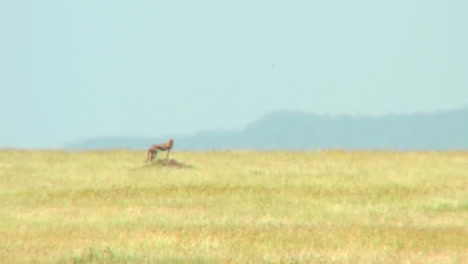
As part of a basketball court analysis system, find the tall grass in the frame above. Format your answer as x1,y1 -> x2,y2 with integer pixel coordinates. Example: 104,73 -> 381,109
0,150 -> 466,263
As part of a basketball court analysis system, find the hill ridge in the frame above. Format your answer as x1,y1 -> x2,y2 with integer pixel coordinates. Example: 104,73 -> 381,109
66,107 -> 468,150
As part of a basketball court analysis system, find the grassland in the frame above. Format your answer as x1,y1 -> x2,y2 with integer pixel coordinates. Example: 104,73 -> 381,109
0,150 -> 467,263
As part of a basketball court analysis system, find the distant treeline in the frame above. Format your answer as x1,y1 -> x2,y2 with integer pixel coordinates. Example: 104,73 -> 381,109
66,107 -> 468,151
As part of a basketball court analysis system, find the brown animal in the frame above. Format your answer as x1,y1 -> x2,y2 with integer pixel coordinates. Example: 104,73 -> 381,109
145,139 -> 174,162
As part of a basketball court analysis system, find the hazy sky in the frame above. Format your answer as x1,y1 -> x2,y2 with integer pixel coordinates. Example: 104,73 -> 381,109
1,0 -> 467,148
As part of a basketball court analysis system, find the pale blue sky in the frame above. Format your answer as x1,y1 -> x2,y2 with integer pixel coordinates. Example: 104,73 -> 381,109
1,0 -> 467,148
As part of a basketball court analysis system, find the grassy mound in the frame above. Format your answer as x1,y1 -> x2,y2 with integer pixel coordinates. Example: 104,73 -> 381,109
148,158 -> 193,168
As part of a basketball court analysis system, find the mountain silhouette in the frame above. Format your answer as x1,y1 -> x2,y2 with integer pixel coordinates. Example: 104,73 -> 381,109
66,107 -> 468,150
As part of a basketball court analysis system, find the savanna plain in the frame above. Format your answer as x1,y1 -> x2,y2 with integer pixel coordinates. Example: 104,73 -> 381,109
0,150 -> 467,264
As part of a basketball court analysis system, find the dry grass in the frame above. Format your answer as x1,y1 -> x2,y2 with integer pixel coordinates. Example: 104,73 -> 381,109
0,150 -> 467,263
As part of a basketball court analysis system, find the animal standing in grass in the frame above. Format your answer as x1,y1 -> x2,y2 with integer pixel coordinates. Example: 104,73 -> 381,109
145,139 -> 174,162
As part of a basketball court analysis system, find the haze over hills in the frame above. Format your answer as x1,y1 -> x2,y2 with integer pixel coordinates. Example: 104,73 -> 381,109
66,107 -> 468,151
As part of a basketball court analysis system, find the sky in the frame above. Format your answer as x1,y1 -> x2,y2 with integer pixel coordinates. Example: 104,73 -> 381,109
1,0 -> 467,149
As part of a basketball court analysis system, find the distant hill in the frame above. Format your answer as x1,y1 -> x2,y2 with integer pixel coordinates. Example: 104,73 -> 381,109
65,107 -> 468,150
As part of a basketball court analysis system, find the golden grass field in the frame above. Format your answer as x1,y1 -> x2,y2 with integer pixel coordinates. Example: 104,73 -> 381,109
0,150 -> 467,263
